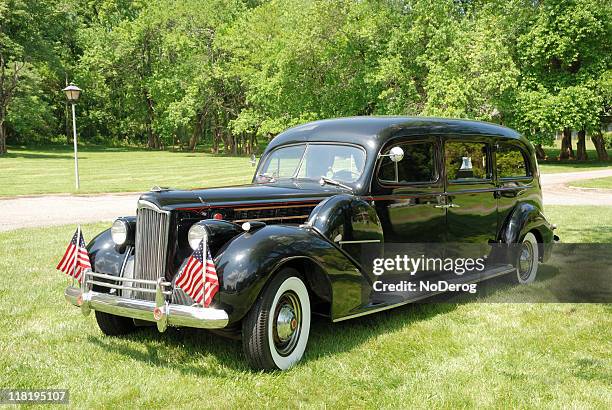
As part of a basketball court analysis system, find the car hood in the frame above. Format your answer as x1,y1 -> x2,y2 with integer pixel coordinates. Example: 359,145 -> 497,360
138,180 -> 347,211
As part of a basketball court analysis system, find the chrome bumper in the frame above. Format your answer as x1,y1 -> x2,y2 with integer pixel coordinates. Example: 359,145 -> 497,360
64,271 -> 228,331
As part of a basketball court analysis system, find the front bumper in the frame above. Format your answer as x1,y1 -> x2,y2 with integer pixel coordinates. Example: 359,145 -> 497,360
65,271 -> 228,331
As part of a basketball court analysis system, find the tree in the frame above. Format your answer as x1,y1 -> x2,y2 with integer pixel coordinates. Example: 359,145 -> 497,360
515,0 -> 611,160
0,0 -> 64,154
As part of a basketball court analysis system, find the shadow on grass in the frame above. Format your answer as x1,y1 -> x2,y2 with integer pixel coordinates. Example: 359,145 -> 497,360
86,301 -> 461,375
85,274 -> 546,374
539,160 -> 612,170
4,151 -> 77,160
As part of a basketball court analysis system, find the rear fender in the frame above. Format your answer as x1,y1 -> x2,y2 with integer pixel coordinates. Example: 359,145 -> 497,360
499,202 -> 554,262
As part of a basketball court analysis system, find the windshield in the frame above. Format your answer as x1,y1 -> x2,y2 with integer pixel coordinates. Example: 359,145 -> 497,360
258,144 -> 366,183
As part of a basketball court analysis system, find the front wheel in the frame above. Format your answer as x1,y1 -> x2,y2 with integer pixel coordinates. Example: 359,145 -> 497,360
512,232 -> 539,284
242,268 -> 311,370
95,311 -> 136,336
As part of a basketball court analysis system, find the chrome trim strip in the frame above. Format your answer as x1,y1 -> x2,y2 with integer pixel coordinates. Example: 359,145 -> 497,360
338,239 -> 381,244
86,279 -> 173,296
85,271 -> 171,287
332,265 -> 515,322
65,286 -> 228,330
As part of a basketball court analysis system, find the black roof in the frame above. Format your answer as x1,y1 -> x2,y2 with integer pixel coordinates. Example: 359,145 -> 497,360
265,116 -> 524,153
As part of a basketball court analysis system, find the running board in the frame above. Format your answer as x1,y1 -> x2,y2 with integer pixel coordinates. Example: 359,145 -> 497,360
333,264 -> 515,322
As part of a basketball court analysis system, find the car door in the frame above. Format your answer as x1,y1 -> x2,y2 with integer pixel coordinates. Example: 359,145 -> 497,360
371,136 -> 446,244
494,140 -> 534,231
444,138 -> 498,244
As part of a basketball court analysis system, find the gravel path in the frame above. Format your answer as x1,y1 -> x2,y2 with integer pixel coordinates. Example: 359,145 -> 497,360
541,169 -> 612,206
0,193 -> 140,232
1,168 -> 611,232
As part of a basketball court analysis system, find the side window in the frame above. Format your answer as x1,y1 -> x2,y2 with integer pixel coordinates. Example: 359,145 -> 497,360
445,141 -> 490,181
496,143 -> 529,178
378,141 -> 435,184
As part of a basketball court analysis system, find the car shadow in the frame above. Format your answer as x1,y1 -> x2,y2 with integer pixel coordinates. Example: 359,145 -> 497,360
86,267 -> 564,374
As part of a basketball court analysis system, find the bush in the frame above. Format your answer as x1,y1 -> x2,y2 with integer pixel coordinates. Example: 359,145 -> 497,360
604,131 -> 612,150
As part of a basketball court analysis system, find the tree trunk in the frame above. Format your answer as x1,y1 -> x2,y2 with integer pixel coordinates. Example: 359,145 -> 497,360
558,127 -> 574,160
0,120 -> 6,155
189,112 -> 204,151
535,143 -> 547,160
576,129 -> 588,160
591,130 -> 609,161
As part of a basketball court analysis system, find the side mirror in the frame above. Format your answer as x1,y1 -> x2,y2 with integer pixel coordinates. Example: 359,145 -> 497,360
389,146 -> 404,162
250,154 -> 257,167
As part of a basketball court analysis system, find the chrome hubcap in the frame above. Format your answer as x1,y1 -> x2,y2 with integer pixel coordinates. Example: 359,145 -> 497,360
273,292 -> 301,356
518,241 -> 534,280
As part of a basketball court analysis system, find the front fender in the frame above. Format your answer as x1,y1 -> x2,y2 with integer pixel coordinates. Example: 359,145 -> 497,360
86,228 -> 131,277
215,224 -> 365,324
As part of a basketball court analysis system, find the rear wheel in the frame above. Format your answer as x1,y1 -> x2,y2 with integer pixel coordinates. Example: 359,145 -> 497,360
95,311 -> 136,336
512,232 -> 539,284
242,268 -> 311,370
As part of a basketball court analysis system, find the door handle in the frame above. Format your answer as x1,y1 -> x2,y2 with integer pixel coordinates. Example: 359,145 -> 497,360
434,203 -> 460,209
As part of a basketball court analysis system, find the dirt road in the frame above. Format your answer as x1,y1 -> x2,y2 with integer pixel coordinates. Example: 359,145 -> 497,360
1,168 -> 611,232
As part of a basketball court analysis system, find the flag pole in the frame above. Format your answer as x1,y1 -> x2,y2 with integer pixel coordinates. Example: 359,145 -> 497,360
201,240 -> 206,307
74,225 -> 81,287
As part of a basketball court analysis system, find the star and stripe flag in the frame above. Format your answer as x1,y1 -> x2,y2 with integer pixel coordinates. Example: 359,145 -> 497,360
175,239 -> 219,307
56,227 -> 91,283
56,226 -> 219,307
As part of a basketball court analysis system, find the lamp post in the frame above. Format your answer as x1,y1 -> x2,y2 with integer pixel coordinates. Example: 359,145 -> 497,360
63,83 -> 82,190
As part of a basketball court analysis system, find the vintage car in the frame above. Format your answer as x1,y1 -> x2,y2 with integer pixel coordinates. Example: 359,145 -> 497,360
65,117 -> 556,370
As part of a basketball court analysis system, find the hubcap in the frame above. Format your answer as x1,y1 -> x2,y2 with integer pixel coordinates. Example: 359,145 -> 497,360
518,241 -> 534,280
273,292 -> 302,356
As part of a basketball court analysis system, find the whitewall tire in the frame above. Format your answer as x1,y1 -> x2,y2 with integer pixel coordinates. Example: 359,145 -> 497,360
514,232 -> 539,284
242,268 -> 311,370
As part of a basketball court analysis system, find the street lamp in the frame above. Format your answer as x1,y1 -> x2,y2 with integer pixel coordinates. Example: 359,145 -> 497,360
63,83 -> 82,190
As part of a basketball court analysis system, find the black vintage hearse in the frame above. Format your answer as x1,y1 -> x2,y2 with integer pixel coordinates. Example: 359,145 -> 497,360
65,117 -> 555,370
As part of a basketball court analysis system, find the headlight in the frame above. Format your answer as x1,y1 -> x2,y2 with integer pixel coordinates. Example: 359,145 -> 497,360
111,219 -> 128,245
188,223 -> 208,250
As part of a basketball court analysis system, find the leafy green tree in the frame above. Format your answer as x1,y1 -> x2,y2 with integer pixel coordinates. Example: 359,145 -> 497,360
515,0 -> 611,160
0,0 -> 67,154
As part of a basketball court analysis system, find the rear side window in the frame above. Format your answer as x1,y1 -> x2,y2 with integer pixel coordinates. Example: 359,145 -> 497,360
445,141 -> 490,181
496,143 -> 529,178
378,142 -> 436,184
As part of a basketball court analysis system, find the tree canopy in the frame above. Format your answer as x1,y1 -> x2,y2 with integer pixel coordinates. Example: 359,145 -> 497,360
0,0 -> 610,157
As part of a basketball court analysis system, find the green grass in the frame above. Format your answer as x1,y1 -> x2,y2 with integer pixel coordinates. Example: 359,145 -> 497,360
538,140 -> 612,174
544,205 -> 612,243
569,176 -> 612,190
1,205 -> 611,408
2,143 -> 612,197
0,146 -> 255,197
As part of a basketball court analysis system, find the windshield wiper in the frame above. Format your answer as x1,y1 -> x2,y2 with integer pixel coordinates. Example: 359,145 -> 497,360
319,176 -> 353,192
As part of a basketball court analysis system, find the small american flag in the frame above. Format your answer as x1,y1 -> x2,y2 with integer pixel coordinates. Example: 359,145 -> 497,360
175,239 -> 219,307
56,227 -> 91,283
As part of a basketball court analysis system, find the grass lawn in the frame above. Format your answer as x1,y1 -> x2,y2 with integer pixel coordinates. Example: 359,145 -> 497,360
1,143 -> 612,197
538,140 -> 612,174
0,146 -> 255,197
1,205 -> 610,408
569,176 -> 612,190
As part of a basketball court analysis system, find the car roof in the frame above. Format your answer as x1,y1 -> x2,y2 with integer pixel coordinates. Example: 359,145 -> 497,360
265,116 -> 525,153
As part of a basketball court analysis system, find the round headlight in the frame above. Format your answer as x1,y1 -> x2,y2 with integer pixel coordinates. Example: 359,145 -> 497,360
188,223 -> 208,250
111,219 -> 128,245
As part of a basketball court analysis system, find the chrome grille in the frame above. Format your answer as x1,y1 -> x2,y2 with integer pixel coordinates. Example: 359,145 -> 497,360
133,202 -> 170,300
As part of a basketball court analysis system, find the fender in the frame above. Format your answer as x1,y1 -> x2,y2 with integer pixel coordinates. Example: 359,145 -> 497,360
308,194 -> 384,271
86,228 -> 132,278
499,202 -> 554,262
215,224 -> 366,324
